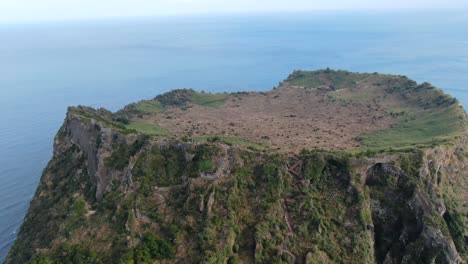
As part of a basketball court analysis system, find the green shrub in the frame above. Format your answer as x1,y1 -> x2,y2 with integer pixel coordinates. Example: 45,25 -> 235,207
197,159 -> 215,172
132,145 -> 188,191
26,255 -> 54,264
105,137 -> 148,170
114,116 -> 130,125
148,211 -> 159,222
207,136 -> 221,142
56,244 -> 102,264
253,156 -> 286,204
134,232 -> 175,263
443,212 -> 466,254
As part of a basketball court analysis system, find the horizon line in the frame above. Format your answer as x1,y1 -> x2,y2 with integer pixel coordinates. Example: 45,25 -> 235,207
1,7 -> 467,26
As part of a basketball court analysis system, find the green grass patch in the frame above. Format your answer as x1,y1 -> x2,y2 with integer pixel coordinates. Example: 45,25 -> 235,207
191,92 -> 228,107
126,120 -> 169,136
71,107 -> 137,134
133,100 -> 164,114
287,71 -> 323,88
197,159 -> 216,172
287,69 -> 371,89
116,99 -> 165,117
360,105 -> 467,149
192,136 -> 268,151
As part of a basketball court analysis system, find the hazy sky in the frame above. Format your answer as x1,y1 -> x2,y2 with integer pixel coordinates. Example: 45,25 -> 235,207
1,0 -> 468,23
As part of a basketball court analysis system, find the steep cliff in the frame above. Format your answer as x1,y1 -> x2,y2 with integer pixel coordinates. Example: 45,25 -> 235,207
6,70 -> 467,264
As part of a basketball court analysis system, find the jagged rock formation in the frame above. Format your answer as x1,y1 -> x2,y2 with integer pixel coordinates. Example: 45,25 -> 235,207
6,70 -> 467,264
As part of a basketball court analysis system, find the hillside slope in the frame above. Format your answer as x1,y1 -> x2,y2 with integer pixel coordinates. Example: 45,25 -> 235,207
6,70 -> 467,264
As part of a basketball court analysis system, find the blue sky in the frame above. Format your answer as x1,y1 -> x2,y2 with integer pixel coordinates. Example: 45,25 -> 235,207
1,0 -> 468,23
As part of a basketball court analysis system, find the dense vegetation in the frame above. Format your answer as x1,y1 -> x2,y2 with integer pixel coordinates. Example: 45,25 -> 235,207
8,131 -> 466,263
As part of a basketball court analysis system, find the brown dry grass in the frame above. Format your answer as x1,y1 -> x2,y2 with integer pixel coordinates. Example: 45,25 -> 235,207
140,84 -> 393,152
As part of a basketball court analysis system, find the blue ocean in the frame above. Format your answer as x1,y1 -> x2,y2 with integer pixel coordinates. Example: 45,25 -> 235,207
1,10 -> 468,260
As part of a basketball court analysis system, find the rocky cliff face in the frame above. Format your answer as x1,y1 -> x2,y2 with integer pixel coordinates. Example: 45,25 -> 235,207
58,107 -> 142,200
6,107 -> 466,264
6,70 -> 468,263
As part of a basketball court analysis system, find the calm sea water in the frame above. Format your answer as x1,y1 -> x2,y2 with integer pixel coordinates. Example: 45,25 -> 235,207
1,10 -> 468,260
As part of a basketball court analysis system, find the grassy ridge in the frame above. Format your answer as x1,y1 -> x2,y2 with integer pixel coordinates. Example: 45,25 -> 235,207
115,91 -> 228,137
191,92 -> 228,107
126,120 -> 169,136
120,90 -> 228,117
133,100 -> 163,114
358,79 -> 468,149
361,105 -> 467,149
286,69 -> 467,150
286,69 -> 372,89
